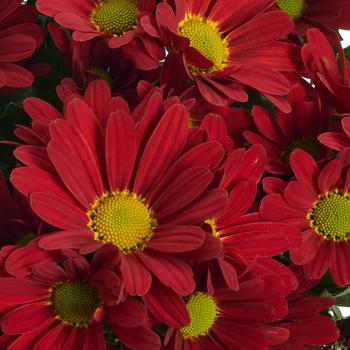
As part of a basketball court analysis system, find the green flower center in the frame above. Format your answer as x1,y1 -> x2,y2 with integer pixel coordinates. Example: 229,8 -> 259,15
277,0 -> 305,19
49,281 -> 100,327
178,15 -> 229,72
181,292 -> 218,339
307,190 -> 350,241
91,0 -> 138,36
281,137 -> 321,164
15,232 -> 36,247
87,191 -> 157,254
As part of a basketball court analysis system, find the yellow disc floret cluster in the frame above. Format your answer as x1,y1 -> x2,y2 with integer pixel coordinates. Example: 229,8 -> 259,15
181,292 -> 218,339
179,15 -> 229,72
49,280 -> 101,327
87,191 -> 157,254
307,189 -> 350,241
91,0 -> 138,36
277,0 -> 305,20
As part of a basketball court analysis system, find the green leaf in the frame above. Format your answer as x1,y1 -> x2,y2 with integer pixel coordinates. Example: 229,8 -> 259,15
344,46 -> 350,64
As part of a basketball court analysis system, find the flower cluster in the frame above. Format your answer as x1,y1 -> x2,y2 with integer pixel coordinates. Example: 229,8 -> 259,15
1,0 -> 350,349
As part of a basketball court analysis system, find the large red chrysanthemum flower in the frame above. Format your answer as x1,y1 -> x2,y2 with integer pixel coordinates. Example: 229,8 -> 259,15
260,148 -> 350,287
0,252 -> 160,350
11,82 -> 228,297
302,28 -> 350,114
36,0 -> 164,70
244,84 -> 331,174
319,116 -> 350,152
163,274 -> 289,350
0,0 -> 43,89
156,0 -> 302,112
275,0 -> 350,35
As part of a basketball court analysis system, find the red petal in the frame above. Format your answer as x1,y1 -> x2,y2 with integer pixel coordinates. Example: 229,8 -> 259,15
49,119 -> 104,206
154,167 -> 213,218
30,192 -> 88,230
290,149 -> 319,189
138,251 -> 195,295
106,111 -> 137,191
0,278 -> 47,305
303,240 -> 332,280
165,189 -> 228,225
0,63 -> 33,87
119,254 -> 152,296
112,325 -> 160,350
148,225 -> 205,252
106,297 -> 146,328
5,241 -> 63,277
1,302 -> 54,334
23,97 -> 62,122
330,242 -> 350,287
134,104 -> 188,196
65,98 -> 104,169
38,230 -> 98,253
33,323 -> 74,350
142,280 -> 189,328
0,34 -> 35,62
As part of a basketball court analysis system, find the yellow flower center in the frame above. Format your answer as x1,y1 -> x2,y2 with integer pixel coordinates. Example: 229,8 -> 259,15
178,15 -> 229,72
87,191 -> 157,254
49,280 -> 100,327
281,137 -> 321,164
181,292 -> 218,339
204,218 -> 221,239
307,190 -> 350,241
277,0 -> 305,20
91,0 -> 138,36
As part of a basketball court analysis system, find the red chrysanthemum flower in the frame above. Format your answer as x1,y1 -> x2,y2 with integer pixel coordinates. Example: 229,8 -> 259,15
163,274 -> 289,350
11,83 -> 228,297
244,84 -> 331,174
47,22 -> 159,98
270,265 -> 339,350
189,140 -> 300,291
271,295 -> 338,349
319,116 -> 350,152
0,0 -> 43,89
302,28 -> 350,114
260,148 -> 350,287
0,252 -> 160,350
156,0 -> 303,112
36,0 -> 164,70
275,0 -> 350,35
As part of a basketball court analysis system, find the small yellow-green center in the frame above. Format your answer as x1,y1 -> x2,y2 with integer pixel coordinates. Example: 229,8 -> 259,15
307,190 -> 350,241
181,292 -> 218,339
204,218 -> 221,239
281,137 -> 321,163
178,15 -> 229,72
91,0 -> 138,36
88,191 -> 157,254
277,0 -> 305,19
49,280 -> 100,327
